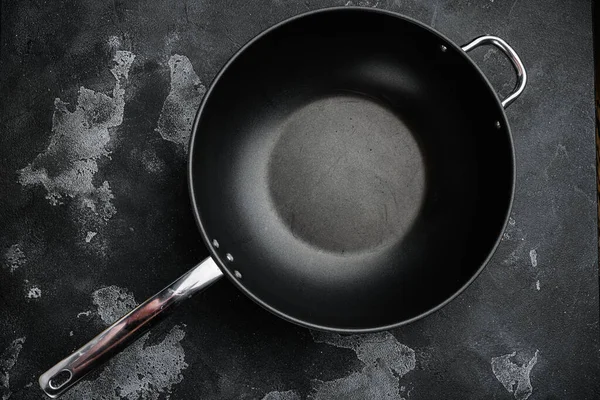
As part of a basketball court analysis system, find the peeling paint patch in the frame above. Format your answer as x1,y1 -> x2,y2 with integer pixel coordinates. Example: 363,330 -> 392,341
311,331 -> 415,399
92,285 -> 138,325
491,350 -> 539,400
1,337 -> 26,400
262,390 -> 301,400
312,363 -> 399,400
529,249 -> 538,267
4,245 -> 25,272
85,231 -> 97,243
26,286 -> 41,299
156,55 -> 205,152
17,51 -> 135,224
63,326 -> 188,400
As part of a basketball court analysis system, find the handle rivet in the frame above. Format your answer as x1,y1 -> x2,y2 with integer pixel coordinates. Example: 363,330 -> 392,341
234,270 -> 242,279
226,253 -> 234,262
440,45 -> 447,52
212,239 -> 219,248
495,121 -> 501,129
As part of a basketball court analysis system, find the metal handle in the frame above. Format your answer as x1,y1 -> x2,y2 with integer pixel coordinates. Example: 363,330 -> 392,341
461,35 -> 527,108
39,257 -> 223,398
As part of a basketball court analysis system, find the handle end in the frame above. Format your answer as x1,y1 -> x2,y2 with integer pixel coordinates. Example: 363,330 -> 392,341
39,368 -> 73,398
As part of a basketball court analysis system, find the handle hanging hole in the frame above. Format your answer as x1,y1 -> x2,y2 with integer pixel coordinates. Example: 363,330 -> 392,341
48,369 -> 72,390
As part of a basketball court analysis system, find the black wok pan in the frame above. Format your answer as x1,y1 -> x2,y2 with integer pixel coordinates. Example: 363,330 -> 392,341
40,7 -> 526,397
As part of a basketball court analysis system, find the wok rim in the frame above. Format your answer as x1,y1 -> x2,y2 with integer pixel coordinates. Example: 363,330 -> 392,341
188,6 -> 517,333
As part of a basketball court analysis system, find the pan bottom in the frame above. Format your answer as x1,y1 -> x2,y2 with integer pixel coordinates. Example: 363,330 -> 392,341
268,93 -> 427,253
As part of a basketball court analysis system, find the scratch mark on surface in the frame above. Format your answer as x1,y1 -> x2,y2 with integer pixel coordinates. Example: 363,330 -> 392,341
310,331 -> 415,399
430,0 -> 440,27
92,285 -> 138,325
156,55 -> 205,152
3,245 -> 26,272
502,217 -> 527,265
491,350 -> 539,400
63,326 -> 188,400
574,184 -> 595,205
344,0 -> 379,6
507,0 -> 520,20
535,280 -> 540,291
18,51 -> 135,224
1,337 -> 25,400
262,390 -> 301,400
77,310 -> 92,318
529,249 -> 538,268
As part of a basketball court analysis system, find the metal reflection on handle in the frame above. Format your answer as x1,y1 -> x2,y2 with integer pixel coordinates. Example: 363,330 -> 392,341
38,257 -> 223,398
462,35 -> 527,108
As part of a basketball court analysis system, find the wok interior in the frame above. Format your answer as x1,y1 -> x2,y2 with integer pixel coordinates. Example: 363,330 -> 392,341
191,9 -> 513,330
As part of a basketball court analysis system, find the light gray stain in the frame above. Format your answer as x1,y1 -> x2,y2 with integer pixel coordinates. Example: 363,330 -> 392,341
501,216 -> 527,265
63,326 -> 188,400
0,337 -> 25,400
529,249 -> 538,268
18,51 -> 135,222
92,285 -> 138,325
310,331 -> 415,399
25,286 -> 41,299
156,55 -> 205,152
85,231 -> 97,243
262,390 -> 301,400
3,245 -> 25,272
491,350 -> 539,400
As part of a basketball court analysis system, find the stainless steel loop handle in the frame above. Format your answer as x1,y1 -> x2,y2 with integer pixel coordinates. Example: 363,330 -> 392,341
461,35 -> 527,108
39,257 -> 223,398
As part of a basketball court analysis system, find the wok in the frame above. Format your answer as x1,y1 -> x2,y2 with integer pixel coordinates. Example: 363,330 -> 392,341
40,7 -> 526,397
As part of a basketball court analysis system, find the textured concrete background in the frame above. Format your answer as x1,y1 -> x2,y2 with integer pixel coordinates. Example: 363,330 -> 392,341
1,0 -> 598,399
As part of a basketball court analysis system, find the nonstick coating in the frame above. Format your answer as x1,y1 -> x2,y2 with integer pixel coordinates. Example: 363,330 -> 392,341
189,8 -> 515,332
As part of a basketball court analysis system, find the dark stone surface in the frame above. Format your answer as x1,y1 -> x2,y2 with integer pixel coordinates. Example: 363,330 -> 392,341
1,0 -> 597,399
